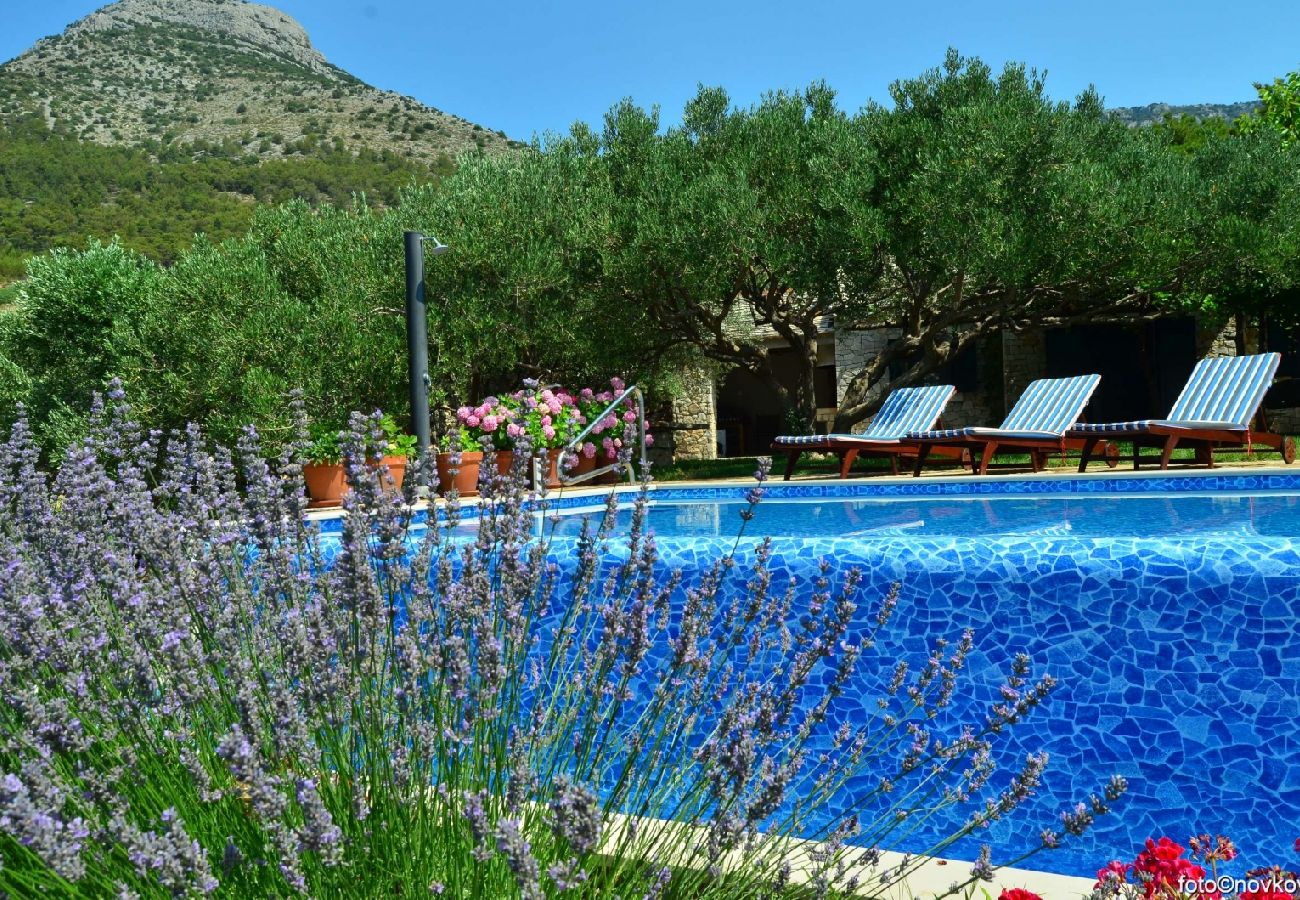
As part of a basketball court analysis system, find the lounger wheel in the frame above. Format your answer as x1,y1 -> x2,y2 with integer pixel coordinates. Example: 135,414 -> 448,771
1103,441 -> 1120,469
1284,436 -> 1296,465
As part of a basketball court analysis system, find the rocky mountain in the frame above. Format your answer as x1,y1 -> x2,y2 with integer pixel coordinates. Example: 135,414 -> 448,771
1108,100 -> 1259,127
0,0 -> 514,164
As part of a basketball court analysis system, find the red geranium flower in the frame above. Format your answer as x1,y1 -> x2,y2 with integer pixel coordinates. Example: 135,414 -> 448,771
1095,860 -> 1130,887
1133,837 -> 1211,899
1240,887 -> 1294,900
998,890 -> 1043,900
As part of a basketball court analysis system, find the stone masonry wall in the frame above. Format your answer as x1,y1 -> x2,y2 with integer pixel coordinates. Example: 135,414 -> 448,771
1197,319 -> 1238,358
1001,329 -> 1046,408
653,366 -> 717,464
833,327 -> 997,431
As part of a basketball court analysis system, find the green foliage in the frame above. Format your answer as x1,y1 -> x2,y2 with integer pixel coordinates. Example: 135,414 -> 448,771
0,116 -> 449,266
1,202 -> 413,456
406,137 -> 663,406
1153,113 -> 1235,154
832,50 -> 1194,425
598,83 -> 881,425
2,241 -> 166,453
1240,68 -> 1300,144
1177,129 -> 1300,319
305,413 -> 413,463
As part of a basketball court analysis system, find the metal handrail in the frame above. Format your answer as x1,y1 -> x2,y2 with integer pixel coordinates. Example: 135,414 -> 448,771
553,385 -> 647,486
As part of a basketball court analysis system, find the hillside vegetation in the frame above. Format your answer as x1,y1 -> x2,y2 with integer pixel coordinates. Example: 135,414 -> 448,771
1108,99 -> 1259,126
0,0 -> 516,166
0,0 -> 522,277
0,116 -> 450,278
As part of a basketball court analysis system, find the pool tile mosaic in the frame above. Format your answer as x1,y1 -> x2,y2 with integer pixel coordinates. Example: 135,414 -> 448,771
315,472 -> 1300,877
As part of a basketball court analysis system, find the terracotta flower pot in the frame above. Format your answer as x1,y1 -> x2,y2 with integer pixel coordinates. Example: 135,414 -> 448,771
595,452 -> 625,485
436,451 -> 484,497
375,455 -> 407,492
304,462 -> 347,508
539,448 -> 563,488
495,450 -> 517,479
304,456 -> 408,508
571,450 -> 598,481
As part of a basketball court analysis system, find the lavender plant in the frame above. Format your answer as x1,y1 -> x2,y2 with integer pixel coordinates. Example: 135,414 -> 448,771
0,386 -> 1123,898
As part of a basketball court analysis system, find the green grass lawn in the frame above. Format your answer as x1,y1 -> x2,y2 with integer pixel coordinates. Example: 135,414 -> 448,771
655,441 -> 1293,482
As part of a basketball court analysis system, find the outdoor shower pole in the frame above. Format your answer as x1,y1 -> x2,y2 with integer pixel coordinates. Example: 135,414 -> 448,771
404,230 -> 432,459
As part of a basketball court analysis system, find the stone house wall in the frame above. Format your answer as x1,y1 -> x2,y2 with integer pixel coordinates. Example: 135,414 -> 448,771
832,327 -> 997,431
650,366 -> 717,464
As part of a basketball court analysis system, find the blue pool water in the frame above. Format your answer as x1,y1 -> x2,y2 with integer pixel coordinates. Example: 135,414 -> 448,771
538,492 -> 1300,540
323,471 -> 1300,877
531,474 -> 1300,877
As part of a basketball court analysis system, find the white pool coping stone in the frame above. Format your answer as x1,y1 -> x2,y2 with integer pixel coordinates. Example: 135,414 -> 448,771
305,460 -> 1298,523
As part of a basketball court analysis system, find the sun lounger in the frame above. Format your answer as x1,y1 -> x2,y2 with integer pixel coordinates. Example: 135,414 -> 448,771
770,384 -> 958,480
903,375 -> 1108,476
1068,353 -> 1296,470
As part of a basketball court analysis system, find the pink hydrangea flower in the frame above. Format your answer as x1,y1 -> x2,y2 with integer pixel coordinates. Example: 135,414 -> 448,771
506,423 -> 523,438
542,424 -> 556,440
580,388 -> 594,400
481,416 -> 499,432
622,410 -> 637,423
581,442 -> 596,458
465,415 -> 481,428
644,434 -> 654,446
610,376 -> 625,392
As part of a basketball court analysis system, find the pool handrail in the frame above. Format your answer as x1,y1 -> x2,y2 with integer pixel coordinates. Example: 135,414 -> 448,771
555,384 -> 647,486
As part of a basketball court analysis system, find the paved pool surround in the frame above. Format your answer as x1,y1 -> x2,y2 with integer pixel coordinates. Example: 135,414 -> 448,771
316,469 -> 1300,878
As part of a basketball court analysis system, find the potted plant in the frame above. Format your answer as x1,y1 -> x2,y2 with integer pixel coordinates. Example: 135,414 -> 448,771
504,382 -> 583,487
580,377 -> 653,484
435,427 -> 485,497
303,415 -> 414,508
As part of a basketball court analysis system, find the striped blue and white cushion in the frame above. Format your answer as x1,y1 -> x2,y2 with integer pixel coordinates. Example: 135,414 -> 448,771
862,384 -> 956,439
1165,353 -> 1280,426
772,384 -> 955,446
1068,353 -> 1280,435
772,433 -> 860,446
1072,420 -> 1247,434
906,375 -> 1101,441
911,427 -> 1070,441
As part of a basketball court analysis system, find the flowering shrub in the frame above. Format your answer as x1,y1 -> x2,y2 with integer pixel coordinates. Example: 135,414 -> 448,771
450,393 -> 513,451
451,377 -> 654,464
1092,834 -> 1300,900
503,381 -> 581,449
575,376 -> 653,463
0,385 -> 1118,897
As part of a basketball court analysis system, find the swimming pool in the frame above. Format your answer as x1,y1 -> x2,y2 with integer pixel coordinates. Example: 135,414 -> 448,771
536,472 -> 1300,876
322,470 -> 1300,877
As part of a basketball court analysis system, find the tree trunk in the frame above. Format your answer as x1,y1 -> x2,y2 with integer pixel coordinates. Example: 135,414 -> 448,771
787,342 -> 819,434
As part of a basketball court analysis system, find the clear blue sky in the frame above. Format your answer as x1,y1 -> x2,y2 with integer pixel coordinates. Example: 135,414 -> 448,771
3,0 -> 1298,141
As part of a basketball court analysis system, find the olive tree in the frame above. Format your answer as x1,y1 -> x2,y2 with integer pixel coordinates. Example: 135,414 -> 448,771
409,134 -> 666,413
599,84 -> 882,431
832,51 -> 1190,429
